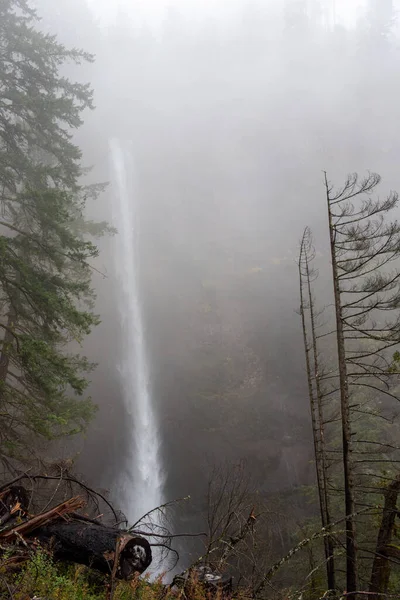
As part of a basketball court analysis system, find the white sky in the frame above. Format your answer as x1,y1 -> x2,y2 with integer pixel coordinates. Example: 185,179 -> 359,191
335,0 -> 366,26
87,0 -> 368,30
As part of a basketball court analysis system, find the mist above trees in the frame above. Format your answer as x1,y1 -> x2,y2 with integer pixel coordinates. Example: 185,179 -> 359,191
59,0 -> 400,500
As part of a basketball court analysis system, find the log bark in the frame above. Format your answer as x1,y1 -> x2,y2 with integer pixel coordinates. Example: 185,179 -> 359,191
0,488 -> 152,580
35,520 -> 152,579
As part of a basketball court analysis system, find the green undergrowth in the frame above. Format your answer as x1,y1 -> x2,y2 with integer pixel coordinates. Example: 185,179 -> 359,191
0,550 -> 241,600
0,550 -> 164,600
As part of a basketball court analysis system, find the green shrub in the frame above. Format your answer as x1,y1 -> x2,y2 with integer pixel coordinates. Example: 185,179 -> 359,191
1,550 -> 247,600
13,551 -> 100,600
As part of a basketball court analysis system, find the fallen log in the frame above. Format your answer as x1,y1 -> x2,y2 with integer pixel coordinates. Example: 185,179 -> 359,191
35,520 -> 152,579
0,489 -> 152,579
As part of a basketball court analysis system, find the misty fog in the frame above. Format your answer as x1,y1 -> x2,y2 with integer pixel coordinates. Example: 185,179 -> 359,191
30,0 -> 400,569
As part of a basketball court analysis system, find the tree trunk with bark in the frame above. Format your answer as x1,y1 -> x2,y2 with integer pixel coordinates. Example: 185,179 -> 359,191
369,475 -> 400,599
325,172 -> 357,594
0,310 -> 17,384
299,227 -> 336,591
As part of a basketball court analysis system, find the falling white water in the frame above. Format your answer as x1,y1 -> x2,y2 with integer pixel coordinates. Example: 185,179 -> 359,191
109,138 -> 164,525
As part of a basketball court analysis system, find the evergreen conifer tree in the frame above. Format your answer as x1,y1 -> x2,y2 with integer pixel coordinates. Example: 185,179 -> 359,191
0,0 -> 108,463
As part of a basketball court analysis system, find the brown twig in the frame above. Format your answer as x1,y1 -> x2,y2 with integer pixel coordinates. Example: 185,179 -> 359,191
107,536 -> 123,600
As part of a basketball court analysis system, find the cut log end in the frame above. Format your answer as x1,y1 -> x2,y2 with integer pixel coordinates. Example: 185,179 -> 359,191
118,536 -> 152,579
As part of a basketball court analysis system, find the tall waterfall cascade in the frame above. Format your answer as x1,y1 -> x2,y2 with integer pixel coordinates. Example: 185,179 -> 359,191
110,138 -> 164,526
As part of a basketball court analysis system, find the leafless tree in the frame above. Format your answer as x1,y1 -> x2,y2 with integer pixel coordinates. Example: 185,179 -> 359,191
298,227 -> 335,591
324,171 -> 400,594
203,462 -> 257,570
191,461 -> 286,598
299,172 -> 400,596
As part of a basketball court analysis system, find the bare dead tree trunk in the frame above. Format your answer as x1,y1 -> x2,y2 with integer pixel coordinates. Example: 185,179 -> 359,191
369,474 -> 400,599
298,228 -> 335,591
307,281 -> 336,593
299,227 -> 336,591
325,172 -> 358,594
301,171 -> 400,596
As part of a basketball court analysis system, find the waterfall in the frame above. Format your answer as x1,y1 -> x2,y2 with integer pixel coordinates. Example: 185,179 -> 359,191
109,138 -> 164,526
